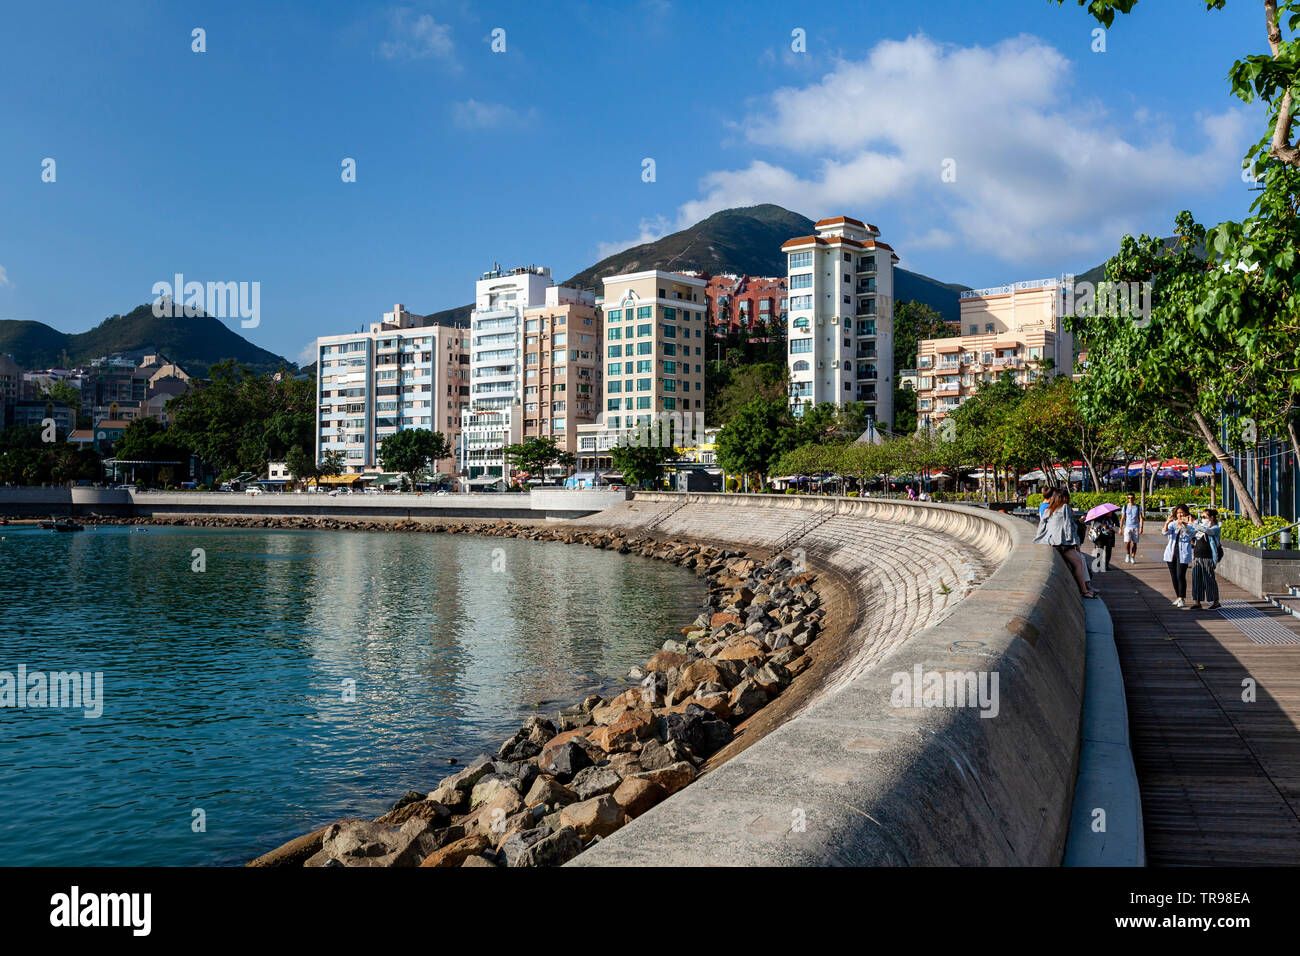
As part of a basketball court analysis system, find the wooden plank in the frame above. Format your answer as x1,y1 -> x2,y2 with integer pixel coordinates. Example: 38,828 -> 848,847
1099,540 -> 1300,865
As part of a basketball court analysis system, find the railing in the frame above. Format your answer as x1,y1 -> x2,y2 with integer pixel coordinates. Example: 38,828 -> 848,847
1251,520 -> 1299,549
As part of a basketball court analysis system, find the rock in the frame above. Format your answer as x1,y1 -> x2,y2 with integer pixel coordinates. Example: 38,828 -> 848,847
663,739 -> 699,767
632,762 -> 696,796
543,740 -> 593,782
560,795 -> 626,840
512,826 -> 583,867
728,678 -> 771,720
787,655 -> 812,677
751,662 -> 791,695
461,854 -> 498,867
500,826 -> 553,866
374,799 -> 453,828
660,639 -> 688,654
659,706 -> 733,759
646,651 -> 688,672
709,612 -> 742,629
714,641 -> 766,665
668,660 -> 727,704
591,689 -> 643,725
558,712 -> 593,732
570,765 -> 623,801
612,778 -> 667,819
442,756 -> 495,794
688,692 -> 731,720
538,728 -> 600,768
419,833 -> 491,867
466,784 -> 526,837
469,773 -> 515,810
606,752 -> 643,778
638,738 -> 674,771
769,646 -> 803,668
524,776 -> 578,808
427,783 -> 469,814
590,708 -> 655,752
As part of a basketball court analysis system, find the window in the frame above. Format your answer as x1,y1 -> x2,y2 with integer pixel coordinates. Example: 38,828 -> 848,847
662,307 -> 676,320
969,325 -> 978,334
662,343 -> 676,356
608,345 -> 622,358
637,323 -> 651,337
637,396 -> 651,409
661,379 -> 676,392
662,397 -> 676,410
636,359 -> 652,373
985,323 -> 994,333
608,327 -> 622,340
789,251 -> 812,268
790,295 -> 812,310
792,360 -> 809,372
608,362 -> 622,375
637,342 -> 651,355
607,309 -> 621,322
609,380 -> 622,393
607,398 -> 621,411
662,360 -> 676,374
790,338 -> 813,354
636,306 -> 652,320
637,378 -> 651,391
553,333 -> 566,346
789,273 -> 813,289
661,324 -> 676,338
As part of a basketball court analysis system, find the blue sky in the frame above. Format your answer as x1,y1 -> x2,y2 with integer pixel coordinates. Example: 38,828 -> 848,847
0,0 -> 1268,364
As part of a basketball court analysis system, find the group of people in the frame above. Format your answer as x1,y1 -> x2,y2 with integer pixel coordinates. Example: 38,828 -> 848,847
1032,489 -> 1223,609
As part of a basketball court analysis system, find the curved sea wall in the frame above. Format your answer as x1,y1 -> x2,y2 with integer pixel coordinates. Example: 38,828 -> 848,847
568,492 -> 1086,866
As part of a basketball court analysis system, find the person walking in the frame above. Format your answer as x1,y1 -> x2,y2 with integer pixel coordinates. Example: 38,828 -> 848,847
1034,488 -> 1097,599
1189,507 -> 1222,610
1162,504 -> 1196,608
1121,492 -> 1144,564
1088,511 -> 1118,572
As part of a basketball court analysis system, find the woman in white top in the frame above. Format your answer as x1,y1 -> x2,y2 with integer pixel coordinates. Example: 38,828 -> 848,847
1162,504 -> 1196,607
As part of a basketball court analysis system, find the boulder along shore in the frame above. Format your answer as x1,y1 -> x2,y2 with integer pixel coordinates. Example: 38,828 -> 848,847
71,514 -> 831,868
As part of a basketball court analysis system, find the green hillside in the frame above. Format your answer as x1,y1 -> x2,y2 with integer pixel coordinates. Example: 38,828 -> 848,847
0,304 -> 293,375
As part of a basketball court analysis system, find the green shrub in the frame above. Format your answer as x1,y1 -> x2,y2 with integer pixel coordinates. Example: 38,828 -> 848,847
1221,514 -> 1292,550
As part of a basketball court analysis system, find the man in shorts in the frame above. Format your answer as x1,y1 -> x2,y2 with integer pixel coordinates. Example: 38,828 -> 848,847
1121,492 -> 1143,564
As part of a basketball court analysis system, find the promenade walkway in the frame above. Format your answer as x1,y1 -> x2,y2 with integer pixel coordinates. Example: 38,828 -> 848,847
1099,535 -> 1300,865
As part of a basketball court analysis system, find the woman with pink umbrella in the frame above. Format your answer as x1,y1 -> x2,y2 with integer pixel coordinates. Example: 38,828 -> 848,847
1084,502 -> 1121,572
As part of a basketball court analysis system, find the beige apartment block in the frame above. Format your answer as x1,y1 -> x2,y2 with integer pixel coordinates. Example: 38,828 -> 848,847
915,279 -> 1074,429
597,270 -> 707,435
520,291 -> 602,455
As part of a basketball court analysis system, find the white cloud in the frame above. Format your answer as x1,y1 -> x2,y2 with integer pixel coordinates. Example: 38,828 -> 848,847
379,9 -> 456,64
297,341 -> 318,366
450,99 -> 536,130
595,215 -> 673,260
0,265 -> 10,288
670,34 -> 1250,265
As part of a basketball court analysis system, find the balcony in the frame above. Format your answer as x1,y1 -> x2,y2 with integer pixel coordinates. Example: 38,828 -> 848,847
856,348 -> 877,359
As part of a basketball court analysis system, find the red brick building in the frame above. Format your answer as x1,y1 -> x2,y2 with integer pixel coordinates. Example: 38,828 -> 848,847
681,272 -> 787,334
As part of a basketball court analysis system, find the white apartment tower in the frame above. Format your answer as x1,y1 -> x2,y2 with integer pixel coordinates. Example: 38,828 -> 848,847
315,304 -> 467,478
783,216 -> 897,428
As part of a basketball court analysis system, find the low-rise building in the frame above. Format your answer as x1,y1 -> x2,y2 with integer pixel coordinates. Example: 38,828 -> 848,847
915,277 -> 1074,428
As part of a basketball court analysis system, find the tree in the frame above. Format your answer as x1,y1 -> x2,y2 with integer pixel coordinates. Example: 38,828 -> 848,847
709,363 -> 787,426
609,424 -> 676,488
715,397 -> 791,489
378,429 -> 450,488
285,444 -> 318,488
114,418 -> 188,466
503,436 -> 566,477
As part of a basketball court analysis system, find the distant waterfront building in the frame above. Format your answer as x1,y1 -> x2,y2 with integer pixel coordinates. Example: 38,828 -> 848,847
684,273 -> 787,335
782,216 -> 897,427
915,278 -> 1075,429
520,288 -> 602,465
315,303 -> 467,477
576,270 -> 708,470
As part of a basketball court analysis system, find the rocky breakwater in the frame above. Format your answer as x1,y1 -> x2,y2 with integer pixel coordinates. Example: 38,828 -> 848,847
248,545 -> 828,868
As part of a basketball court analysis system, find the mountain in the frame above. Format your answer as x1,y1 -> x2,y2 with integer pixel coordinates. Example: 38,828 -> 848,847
564,204 -> 968,321
0,304 -> 293,376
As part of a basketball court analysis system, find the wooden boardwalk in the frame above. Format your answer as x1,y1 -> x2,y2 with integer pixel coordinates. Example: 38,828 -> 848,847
1099,537 -> 1300,865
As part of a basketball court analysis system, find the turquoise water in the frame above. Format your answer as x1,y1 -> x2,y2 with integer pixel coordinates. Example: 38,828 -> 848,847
0,525 -> 704,866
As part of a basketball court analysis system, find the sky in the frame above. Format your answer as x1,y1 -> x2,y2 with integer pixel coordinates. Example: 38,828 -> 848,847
0,0 -> 1269,366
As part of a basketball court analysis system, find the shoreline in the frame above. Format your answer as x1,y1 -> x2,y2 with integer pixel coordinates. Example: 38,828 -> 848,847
16,511 -> 836,867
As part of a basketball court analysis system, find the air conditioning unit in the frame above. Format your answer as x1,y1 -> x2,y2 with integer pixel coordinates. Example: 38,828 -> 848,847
831,316 -> 839,325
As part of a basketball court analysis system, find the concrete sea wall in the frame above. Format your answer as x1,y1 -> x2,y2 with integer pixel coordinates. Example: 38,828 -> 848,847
569,492 -> 1088,866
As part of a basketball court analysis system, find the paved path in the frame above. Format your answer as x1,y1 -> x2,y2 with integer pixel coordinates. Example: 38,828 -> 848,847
1097,535 -> 1300,865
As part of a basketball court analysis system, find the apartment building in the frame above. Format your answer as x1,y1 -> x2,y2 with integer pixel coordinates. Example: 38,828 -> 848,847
316,303 -> 467,477
782,216 -> 896,428
575,270 -> 707,469
915,278 -> 1074,427
462,264 -> 600,482
520,287 -> 602,461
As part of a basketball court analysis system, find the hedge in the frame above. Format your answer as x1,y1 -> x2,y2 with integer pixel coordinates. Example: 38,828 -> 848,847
1025,488 -> 1214,512
1220,514 -> 1293,550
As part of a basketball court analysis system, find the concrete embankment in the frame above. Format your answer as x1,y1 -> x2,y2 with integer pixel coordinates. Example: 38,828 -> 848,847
0,486 -> 627,521
568,493 -> 1088,866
